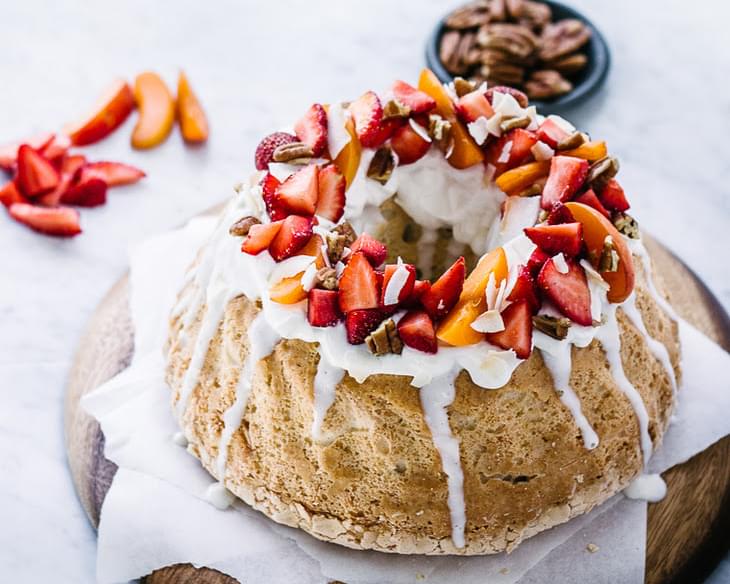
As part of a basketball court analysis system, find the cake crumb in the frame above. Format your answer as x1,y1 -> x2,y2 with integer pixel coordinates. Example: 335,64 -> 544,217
586,543 -> 599,553
499,567 -> 510,575
415,573 -> 426,581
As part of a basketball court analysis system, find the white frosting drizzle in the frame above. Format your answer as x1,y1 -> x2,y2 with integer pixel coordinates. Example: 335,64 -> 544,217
204,482 -> 235,510
594,305 -> 653,466
624,473 -> 667,502
419,369 -> 466,549
311,355 -> 346,442
627,238 -> 680,323
621,293 -> 678,396
215,313 -> 280,479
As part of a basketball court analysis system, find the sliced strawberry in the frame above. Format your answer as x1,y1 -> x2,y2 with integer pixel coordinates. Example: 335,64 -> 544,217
349,91 -> 395,149
390,122 -> 431,165
241,221 -> 283,255
506,265 -> 540,313
61,176 -> 108,207
36,154 -> 87,207
391,80 -> 436,114
381,262 -> 416,306
0,132 -> 55,171
274,164 -> 319,216
338,252 -> 380,313
575,189 -> 610,219
485,129 -> 538,176
254,131 -> 299,171
294,103 -> 328,157
546,201 -> 575,225
397,310 -> 438,354
598,178 -> 630,212
16,145 -> 60,197
485,300 -> 532,359
536,118 -> 569,149
403,279 -> 431,308
454,90 -> 495,123
421,257 -> 465,320
350,233 -> 387,266
315,164 -> 345,222
260,173 -> 287,221
540,155 -> 589,210
40,134 -> 71,163
81,161 -> 146,186
345,308 -> 387,345
269,215 -> 314,261
8,203 -> 81,237
526,248 -> 550,277
537,257 -> 592,326
525,222 -> 583,257
307,289 -> 342,327
0,180 -> 29,207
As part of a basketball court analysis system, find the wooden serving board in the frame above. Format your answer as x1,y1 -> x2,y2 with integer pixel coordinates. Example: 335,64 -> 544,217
64,237 -> 730,584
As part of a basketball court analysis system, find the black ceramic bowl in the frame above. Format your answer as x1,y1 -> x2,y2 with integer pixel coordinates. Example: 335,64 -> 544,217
425,0 -> 610,112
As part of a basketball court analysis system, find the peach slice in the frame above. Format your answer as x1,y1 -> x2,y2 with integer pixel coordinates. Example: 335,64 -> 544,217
270,273 -> 308,304
63,79 -> 135,146
333,116 -> 361,188
177,71 -> 209,144
564,202 -> 635,303
495,160 -> 551,197
297,234 -> 326,269
562,141 -> 607,162
417,68 -> 484,169
131,72 -> 175,149
437,247 -> 508,346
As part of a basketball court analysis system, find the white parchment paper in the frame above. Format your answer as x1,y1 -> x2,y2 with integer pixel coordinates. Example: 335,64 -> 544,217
82,217 -> 730,584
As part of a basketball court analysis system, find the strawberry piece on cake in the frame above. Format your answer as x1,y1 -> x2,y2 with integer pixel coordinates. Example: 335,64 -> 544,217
307,289 -> 342,327
255,132 -> 298,171
454,90 -> 494,123
338,251 -> 380,313
537,257 -> 593,326
397,310 -> 438,354
274,164 -> 319,216
260,173 -> 287,221
350,233 -> 387,266
391,80 -> 436,114
574,189 -> 610,218
315,164 -> 345,223
485,300 -> 532,359
506,266 -> 540,313
381,262 -> 416,306
536,118 -> 569,149
345,308 -> 387,345
294,104 -> 328,157
421,256 -> 465,320
349,91 -> 397,148
268,215 -> 314,261
390,122 -> 431,165
598,179 -> 630,212
540,156 -> 589,210
241,221 -> 283,255
524,222 -> 583,257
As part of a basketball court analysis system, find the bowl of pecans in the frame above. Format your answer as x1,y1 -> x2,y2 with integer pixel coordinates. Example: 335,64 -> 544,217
426,0 -> 610,110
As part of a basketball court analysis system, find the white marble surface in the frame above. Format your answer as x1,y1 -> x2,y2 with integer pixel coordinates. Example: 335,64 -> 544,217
0,0 -> 728,582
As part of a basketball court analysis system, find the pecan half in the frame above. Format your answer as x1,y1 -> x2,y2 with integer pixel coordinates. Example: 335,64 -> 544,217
613,212 -> 640,239
453,77 -> 476,98
315,267 -> 338,291
588,156 -> 620,186
428,115 -> 454,157
272,142 -> 314,163
524,69 -> 572,99
382,99 -> 411,121
539,19 -> 591,62
367,147 -> 396,185
556,131 -> 587,151
477,23 -> 538,60
445,2 -> 491,30
545,52 -> 588,75
598,235 -> 620,273
229,216 -> 260,237
365,318 -> 403,356
532,314 -> 571,340
440,30 -> 463,74
500,114 -> 532,132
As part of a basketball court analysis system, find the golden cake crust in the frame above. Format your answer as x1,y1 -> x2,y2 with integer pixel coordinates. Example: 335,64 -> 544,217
165,255 -> 679,555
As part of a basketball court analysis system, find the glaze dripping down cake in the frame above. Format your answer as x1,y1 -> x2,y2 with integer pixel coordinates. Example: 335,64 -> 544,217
166,69 -> 680,554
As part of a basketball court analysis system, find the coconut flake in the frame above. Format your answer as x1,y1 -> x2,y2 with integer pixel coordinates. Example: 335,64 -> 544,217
553,253 -> 569,274
409,118 -> 432,142
335,261 -> 346,278
531,140 -> 555,161
580,259 -> 610,290
471,309 -> 505,333
467,117 -> 489,145
300,262 -> 319,292
383,257 -> 410,306
497,141 -> 513,164
548,114 -> 576,134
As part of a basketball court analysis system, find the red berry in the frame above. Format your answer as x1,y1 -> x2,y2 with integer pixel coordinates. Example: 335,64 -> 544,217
420,257 -> 465,320
380,262 -> 416,306
537,257 -> 592,326
254,132 -> 298,171
241,221 -> 283,255
307,289 -> 342,327
338,252 -> 380,313
294,104 -> 328,157
274,165 -> 319,216
485,300 -> 532,359
524,222 -> 583,257
541,155 -> 589,210
345,308 -> 387,344
315,164 -> 345,222
598,179 -> 630,212
391,80 -> 436,114
350,233 -> 387,266
390,122 -> 431,165
16,145 -> 60,197
397,310 -> 438,354
8,203 -> 81,237
268,215 -> 314,261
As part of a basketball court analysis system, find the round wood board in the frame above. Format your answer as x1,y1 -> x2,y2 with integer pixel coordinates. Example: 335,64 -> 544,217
64,235 -> 730,584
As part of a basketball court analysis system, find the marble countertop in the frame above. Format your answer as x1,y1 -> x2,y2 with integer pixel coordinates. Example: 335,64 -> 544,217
1,0 -> 728,581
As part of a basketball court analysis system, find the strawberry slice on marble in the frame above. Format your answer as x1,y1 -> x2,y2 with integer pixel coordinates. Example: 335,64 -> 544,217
536,118 -> 569,149
454,90 -> 494,123
0,132 -> 55,171
8,203 -> 81,237
390,122 -> 431,165
268,214 -> 314,261
241,220 -> 283,255
391,80 -> 436,114
345,308 -> 388,345
307,289 -> 342,327
338,251 -> 380,313
61,176 -> 108,207
397,309 -> 438,354
537,257 -> 593,326
349,91 -> 397,149
540,155 -> 589,210
81,161 -> 146,186
574,189 -> 610,218
350,233 -> 387,266
420,256 -> 465,320
16,145 -> 60,197
294,103 -> 328,157
524,222 -> 583,257
0,180 -> 28,208
484,300 -> 532,359
598,178 -> 630,212
274,164 -> 319,216
315,164 -> 345,222
381,261 -> 416,306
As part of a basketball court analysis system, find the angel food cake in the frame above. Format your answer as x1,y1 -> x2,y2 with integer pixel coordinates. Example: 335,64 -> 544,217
165,69 -> 680,555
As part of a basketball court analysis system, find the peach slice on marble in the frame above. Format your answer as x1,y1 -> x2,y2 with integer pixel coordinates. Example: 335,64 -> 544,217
177,71 -> 209,144
64,80 -> 135,146
131,72 -> 175,149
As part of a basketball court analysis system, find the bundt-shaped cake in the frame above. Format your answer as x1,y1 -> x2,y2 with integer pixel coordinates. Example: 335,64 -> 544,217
165,69 -> 680,555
